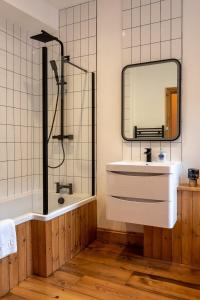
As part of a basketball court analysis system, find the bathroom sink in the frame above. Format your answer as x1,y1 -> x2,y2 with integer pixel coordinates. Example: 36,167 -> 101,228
106,161 -> 181,174
106,161 -> 181,228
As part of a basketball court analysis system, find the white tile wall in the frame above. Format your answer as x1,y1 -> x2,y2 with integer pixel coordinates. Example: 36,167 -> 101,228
122,0 -> 183,162
0,16 -> 42,203
48,0 -> 96,195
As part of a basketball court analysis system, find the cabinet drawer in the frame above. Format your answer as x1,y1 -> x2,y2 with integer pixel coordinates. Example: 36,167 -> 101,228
107,171 -> 170,201
106,195 -> 177,228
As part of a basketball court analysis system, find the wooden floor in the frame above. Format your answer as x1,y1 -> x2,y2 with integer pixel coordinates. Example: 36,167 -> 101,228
2,240 -> 200,300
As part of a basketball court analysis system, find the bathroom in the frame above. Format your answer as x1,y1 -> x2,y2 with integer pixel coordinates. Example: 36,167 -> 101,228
0,0 -> 200,299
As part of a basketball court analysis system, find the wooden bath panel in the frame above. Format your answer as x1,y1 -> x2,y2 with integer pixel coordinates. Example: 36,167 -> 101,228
32,200 -> 97,277
0,199 -> 97,297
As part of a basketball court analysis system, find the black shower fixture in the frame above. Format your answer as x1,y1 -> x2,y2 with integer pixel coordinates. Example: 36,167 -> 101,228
31,30 -> 66,143
30,30 -> 58,43
50,60 -> 59,85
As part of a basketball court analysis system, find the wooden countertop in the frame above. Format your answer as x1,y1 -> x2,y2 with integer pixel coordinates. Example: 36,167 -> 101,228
178,183 -> 200,192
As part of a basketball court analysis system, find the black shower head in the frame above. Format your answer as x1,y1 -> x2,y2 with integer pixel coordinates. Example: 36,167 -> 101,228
30,30 -> 58,43
50,60 -> 59,85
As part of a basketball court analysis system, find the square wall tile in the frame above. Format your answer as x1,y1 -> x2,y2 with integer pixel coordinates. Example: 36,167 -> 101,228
132,27 -> 140,46
66,7 -> 74,25
151,2 -> 160,23
122,29 -> 131,48
141,24 -> 150,44
141,5 -> 150,25
172,0 -> 182,18
161,0 -> 171,21
151,22 -> 160,43
132,46 -> 140,63
141,44 -> 150,61
81,3 -> 89,21
89,1 -> 96,18
151,42 -> 160,60
161,20 -> 170,41
123,10 -> 132,29
171,18 -> 182,39
123,0 -> 132,10
132,7 -> 141,27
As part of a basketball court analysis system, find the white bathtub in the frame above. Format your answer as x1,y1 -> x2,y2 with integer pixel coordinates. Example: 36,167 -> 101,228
0,191 -> 96,225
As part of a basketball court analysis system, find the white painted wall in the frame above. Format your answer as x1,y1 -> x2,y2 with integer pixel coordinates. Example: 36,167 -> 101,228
97,0 -> 122,231
0,0 -> 59,32
182,0 -> 200,176
97,0 -> 142,232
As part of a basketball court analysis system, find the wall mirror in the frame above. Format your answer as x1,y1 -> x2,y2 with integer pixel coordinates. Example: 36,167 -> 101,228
121,59 -> 181,141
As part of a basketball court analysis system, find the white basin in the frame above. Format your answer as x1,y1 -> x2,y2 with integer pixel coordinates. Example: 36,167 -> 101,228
106,161 -> 181,174
106,161 -> 181,228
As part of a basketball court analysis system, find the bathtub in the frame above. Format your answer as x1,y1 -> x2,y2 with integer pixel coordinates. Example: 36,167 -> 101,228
0,191 -> 96,225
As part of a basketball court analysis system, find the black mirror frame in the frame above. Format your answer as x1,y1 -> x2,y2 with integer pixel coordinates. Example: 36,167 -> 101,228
121,59 -> 182,142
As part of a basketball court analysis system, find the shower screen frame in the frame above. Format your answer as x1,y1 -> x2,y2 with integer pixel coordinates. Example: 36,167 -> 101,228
42,47 -> 96,215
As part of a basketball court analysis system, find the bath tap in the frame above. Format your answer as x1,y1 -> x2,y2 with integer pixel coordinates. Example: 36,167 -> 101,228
56,182 -> 73,194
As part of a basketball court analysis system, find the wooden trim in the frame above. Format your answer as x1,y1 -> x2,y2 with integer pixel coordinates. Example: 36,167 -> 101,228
178,184 -> 200,192
97,228 -> 143,248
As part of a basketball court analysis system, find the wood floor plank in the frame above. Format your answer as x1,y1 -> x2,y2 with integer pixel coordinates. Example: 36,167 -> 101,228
127,272 -> 200,300
61,256 -> 132,285
71,275 -> 172,300
30,273 -> 172,300
76,242 -> 200,285
4,240 -> 200,300
32,271 -> 81,289
1,294 -> 27,300
16,277 -> 98,300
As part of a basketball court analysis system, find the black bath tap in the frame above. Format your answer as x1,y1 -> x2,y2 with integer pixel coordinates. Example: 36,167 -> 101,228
56,182 -> 73,194
144,148 -> 152,162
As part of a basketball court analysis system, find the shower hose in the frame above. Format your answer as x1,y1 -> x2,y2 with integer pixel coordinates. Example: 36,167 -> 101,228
48,84 -> 65,169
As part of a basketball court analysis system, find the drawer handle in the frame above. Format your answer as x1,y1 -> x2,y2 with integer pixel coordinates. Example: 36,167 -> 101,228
108,171 -> 166,176
111,195 -> 165,203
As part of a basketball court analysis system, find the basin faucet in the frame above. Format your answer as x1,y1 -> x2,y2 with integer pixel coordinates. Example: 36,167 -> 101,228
144,148 -> 152,162
56,182 -> 73,194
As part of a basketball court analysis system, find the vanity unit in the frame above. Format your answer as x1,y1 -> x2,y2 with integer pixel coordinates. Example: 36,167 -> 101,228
106,161 -> 181,228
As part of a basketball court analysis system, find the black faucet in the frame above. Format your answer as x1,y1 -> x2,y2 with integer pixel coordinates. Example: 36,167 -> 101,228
56,182 -> 73,194
144,148 -> 152,162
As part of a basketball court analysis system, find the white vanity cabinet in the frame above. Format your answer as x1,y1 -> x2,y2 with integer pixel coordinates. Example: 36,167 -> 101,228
106,161 -> 181,228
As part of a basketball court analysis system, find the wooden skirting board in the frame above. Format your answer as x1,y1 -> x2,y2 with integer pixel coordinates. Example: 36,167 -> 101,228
97,228 -> 144,249
144,186 -> 200,267
0,199 -> 97,298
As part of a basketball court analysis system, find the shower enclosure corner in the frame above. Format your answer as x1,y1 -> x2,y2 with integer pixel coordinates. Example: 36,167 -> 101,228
31,31 -> 96,215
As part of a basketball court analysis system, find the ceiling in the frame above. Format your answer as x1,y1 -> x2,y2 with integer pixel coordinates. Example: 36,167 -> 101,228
46,0 -> 88,9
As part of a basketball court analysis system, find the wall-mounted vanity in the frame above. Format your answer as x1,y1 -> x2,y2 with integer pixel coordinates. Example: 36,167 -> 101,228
106,161 -> 181,228
121,59 -> 181,141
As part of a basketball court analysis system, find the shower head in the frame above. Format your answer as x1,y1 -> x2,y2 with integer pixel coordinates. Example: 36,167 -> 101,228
30,30 -> 58,43
50,60 -> 59,85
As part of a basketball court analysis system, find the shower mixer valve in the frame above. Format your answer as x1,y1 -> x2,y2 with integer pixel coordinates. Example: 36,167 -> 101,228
52,134 -> 74,140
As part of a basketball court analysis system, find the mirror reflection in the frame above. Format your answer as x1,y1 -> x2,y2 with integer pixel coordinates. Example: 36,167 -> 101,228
122,60 -> 181,141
